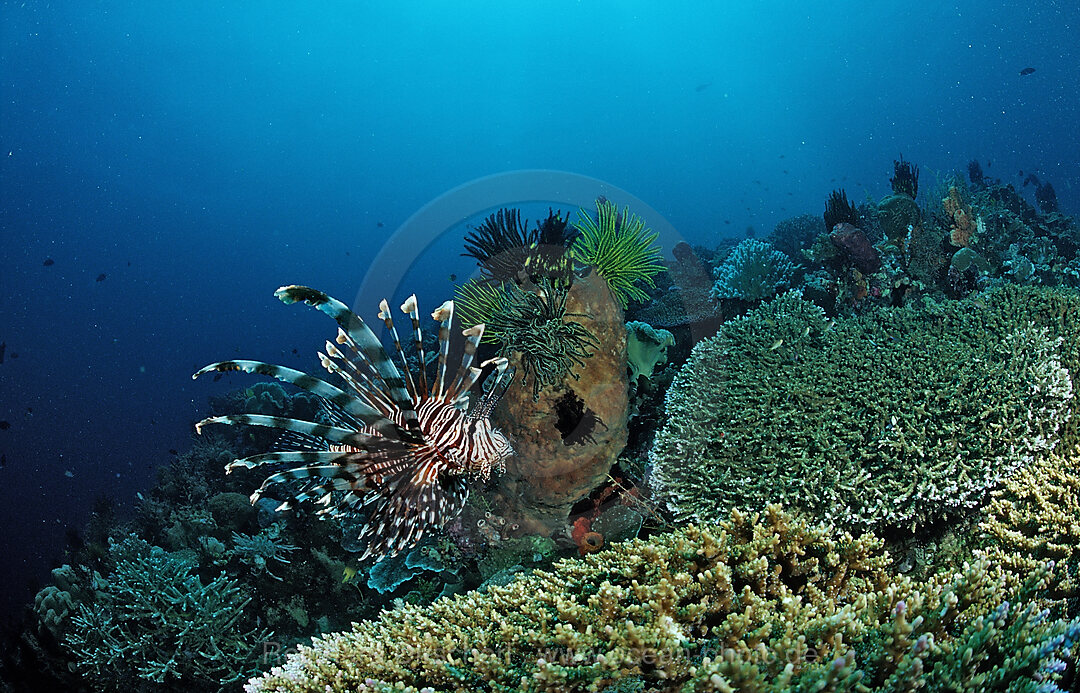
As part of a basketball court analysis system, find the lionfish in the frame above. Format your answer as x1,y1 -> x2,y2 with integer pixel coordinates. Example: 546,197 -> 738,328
194,285 -> 514,561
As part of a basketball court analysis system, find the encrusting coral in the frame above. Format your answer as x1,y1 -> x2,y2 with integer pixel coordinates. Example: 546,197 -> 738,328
650,285 -> 1078,533
243,505 -> 1080,692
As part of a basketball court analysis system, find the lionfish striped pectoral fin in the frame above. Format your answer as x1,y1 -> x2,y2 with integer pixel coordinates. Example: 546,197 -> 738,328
353,458 -> 470,561
192,360 -> 416,443
228,445 -> 466,561
194,413 -> 371,446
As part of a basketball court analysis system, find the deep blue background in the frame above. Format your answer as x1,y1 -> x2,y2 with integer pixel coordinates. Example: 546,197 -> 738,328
1,0 -> 1077,620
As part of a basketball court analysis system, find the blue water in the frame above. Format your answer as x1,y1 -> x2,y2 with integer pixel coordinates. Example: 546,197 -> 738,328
0,0 -> 1077,621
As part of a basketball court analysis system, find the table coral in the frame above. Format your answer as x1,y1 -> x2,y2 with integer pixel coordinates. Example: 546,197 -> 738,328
649,285 -> 1079,532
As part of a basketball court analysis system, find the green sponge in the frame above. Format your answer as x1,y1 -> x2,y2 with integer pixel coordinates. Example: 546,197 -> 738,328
626,321 -> 674,381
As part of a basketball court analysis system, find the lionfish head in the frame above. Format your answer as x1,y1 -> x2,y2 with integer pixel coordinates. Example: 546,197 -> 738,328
193,285 -> 514,561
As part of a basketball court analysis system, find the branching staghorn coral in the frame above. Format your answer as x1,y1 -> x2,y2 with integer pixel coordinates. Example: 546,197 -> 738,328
650,285 -> 1078,533
231,524 -> 299,581
979,438 -> 1080,606
242,506 -> 1080,693
709,237 -> 797,302
64,535 -> 265,689
571,199 -> 664,308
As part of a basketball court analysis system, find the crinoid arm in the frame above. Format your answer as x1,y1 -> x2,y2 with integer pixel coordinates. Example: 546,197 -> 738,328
194,285 -> 514,562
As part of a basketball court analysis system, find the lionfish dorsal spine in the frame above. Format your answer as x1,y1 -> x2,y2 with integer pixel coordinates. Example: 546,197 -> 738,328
431,300 -> 455,400
454,366 -> 486,409
378,298 -> 418,401
330,328 -> 394,399
471,356 -> 513,421
399,294 -> 429,398
275,285 -> 420,433
318,343 -> 396,417
329,324 -> 419,433
446,323 -> 486,403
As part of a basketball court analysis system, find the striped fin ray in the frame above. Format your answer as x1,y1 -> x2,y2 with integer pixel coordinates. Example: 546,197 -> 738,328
192,360 -> 409,441
248,462 -> 367,508
193,414 -> 378,448
469,357 -> 513,422
314,397 -> 363,431
226,448 -> 397,473
274,285 -> 420,431
329,328 -> 397,404
399,295 -> 429,397
357,462 -> 469,561
238,448 -> 414,505
318,342 -> 397,417
445,323 -> 486,405
272,430 -> 330,453
430,300 -> 454,400
453,367 -> 485,409
378,299 -> 418,401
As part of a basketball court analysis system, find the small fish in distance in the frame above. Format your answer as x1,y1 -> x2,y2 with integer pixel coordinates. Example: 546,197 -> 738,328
1020,67 -> 1035,76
